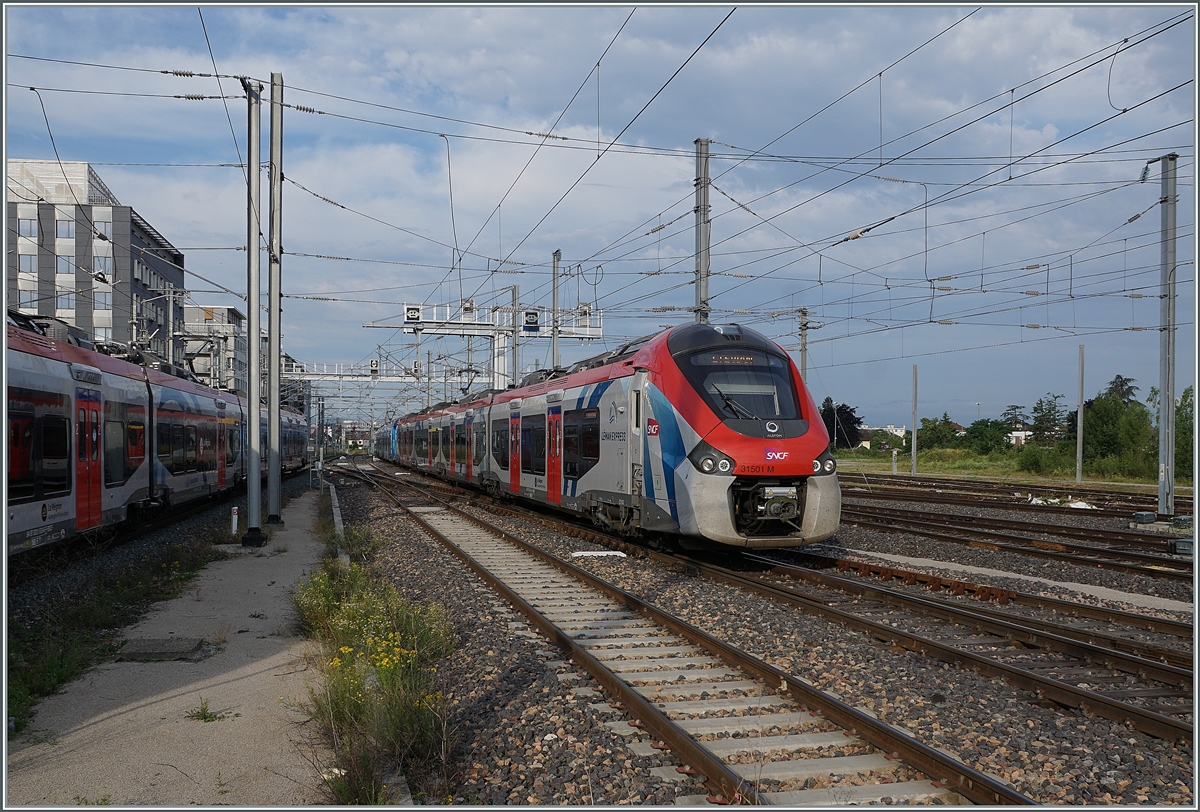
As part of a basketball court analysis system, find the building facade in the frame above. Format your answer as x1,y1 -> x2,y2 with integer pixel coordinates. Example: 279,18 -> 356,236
183,304 -> 249,395
7,159 -> 185,365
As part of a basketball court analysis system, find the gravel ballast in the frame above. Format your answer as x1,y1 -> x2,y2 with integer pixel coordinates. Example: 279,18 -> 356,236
336,479 -> 1194,806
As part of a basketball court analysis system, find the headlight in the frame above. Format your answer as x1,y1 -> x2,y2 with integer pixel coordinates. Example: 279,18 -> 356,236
688,440 -> 735,475
813,450 -> 836,475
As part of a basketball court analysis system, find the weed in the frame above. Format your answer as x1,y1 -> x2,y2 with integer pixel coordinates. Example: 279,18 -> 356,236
293,558 -> 456,804
209,621 -> 230,646
185,697 -> 235,722
7,539 -> 226,734
249,612 -> 267,619
72,794 -> 111,805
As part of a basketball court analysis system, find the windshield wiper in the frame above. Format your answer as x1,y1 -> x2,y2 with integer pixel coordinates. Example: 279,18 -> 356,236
711,384 -> 760,420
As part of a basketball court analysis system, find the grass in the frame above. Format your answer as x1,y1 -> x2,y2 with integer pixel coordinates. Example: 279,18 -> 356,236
836,446 -> 1193,489
293,556 -> 456,805
7,539 -> 227,735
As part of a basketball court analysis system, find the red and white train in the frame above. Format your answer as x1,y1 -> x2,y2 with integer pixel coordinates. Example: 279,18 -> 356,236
375,322 -> 840,550
6,310 -> 308,555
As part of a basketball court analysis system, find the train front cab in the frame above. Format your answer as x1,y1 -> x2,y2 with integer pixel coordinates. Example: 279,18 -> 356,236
637,323 -> 840,549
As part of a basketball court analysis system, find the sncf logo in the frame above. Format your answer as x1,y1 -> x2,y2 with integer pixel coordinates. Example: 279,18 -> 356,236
646,419 -> 660,436
765,449 -> 789,461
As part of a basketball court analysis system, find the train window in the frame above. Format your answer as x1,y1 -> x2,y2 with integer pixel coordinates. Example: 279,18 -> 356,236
414,429 -> 428,459
104,420 -> 126,485
158,423 -> 172,462
127,422 -> 146,478
521,414 -> 546,475
186,426 -> 198,469
8,412 -> 36,501
682,349 -> 800,422
78,409 -> 87,461
171,424 -> 185,473
198,426 -> 216,471
41,416 -> 71,494
563,408 -> 600,479
455,425 -> 466,461
439,426 -> 449,459
91,410 -> 99,461
490,419 -> 509,469
227,427 -> 238,464
474,423 -> 486,464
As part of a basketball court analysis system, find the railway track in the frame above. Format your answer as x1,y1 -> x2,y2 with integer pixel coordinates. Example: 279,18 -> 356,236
841,473 -> 1193,517
346,462 -> 1032,805
841,503 -> 1193,582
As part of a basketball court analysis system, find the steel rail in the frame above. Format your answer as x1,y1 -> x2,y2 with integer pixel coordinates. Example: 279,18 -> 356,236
737,553 -> 1193,686
355,469 -> 1035,806
843,510 -> 1193,582
675,554 -> 1192,742
844,503 -> 1182,550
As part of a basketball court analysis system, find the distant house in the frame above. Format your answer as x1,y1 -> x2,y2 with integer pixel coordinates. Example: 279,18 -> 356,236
1008,430 -> 1032,446
857,423 -> 907,450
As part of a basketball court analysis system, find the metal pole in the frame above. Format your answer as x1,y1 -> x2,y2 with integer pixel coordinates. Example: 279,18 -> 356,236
266,72 -> 284,525
317,396 -> 324,477
511,285 -> 520,386
426,350 -> 432,409
798,307 -> 808,380
240,78 -> 266,547
1076,344 -> 1084,484
552,249 -> 561,369
694,138 -> 711,324
1157,153 -> 1178,516
910,364 -> 918,476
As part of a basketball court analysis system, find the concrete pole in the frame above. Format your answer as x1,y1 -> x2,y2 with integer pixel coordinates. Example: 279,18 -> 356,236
266,72 -> 284,525
694,138 -> 711,324
511,285 -> 520,386
1076,344 -> 1084,484
552,249 -> 561,369
317,397 -> 324,476
240,77 -> 266,547
1157,153 -> 1178,516
910,364 -> 918,476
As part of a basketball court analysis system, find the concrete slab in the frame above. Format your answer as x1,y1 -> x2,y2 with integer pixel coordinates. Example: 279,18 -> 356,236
5,488 -> 334,807
116,638 -> 206,662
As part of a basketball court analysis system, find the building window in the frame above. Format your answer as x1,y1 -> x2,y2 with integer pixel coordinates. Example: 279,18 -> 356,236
56,288 -> 75,310
94,326 -> 112,342
94,290 -> 112,310
18,218 -> 38,238
18,290 -> 37,309
93,256 -> 112,276
18,254 -> 37,275
57,255 -> 75,275
56,219 -> 75,239
95,221 -> 111,240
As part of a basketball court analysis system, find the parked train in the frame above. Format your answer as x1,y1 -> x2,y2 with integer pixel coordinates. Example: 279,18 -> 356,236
6,310 -> 308,555
375,322 -> 840,550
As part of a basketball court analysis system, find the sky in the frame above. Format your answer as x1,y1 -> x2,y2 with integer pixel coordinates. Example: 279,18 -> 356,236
5,4 -> 1195,429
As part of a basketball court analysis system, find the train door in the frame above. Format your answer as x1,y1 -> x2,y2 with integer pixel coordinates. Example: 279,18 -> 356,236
547,405 -> 562,504
216,414 -> 227,489
75,388 -> 102,531
509,411 -> 521,494
464,416 -> 473,481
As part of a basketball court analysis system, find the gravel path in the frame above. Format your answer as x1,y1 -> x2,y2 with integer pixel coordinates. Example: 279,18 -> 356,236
336,481 -> 1194,805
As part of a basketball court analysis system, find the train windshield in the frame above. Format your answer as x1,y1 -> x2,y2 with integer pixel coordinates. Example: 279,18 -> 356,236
681,349 -> 800,421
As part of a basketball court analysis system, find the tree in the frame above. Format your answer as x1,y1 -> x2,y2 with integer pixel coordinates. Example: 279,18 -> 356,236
918,412 -> 959,449
1030,393 -> 1066,446
1147,385 -> 1193,479
962,419 -> 1012,455
1001,404 -> 1029,430
820,398 -> 865,450
1104,374 -> 1139,406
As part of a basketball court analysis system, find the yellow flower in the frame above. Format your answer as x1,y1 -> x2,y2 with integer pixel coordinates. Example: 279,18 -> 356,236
339,646 -> 353,654
329,657 -> 342,668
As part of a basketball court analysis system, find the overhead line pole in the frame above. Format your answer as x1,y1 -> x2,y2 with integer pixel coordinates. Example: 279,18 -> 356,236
911,364 -> 918,476
552,249 -> 561,369
267,72 -> 284,525
241,77 -> 266,547
695,137 -> 711,324
1156,153 -> 1178,517
1076,344 -> 1084,484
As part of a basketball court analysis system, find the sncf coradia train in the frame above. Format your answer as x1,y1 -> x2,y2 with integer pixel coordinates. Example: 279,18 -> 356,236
375,322 -> 840,549
6,311 -> 308,555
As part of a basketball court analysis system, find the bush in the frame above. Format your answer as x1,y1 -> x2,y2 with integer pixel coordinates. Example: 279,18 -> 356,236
294,559 -> 456,803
